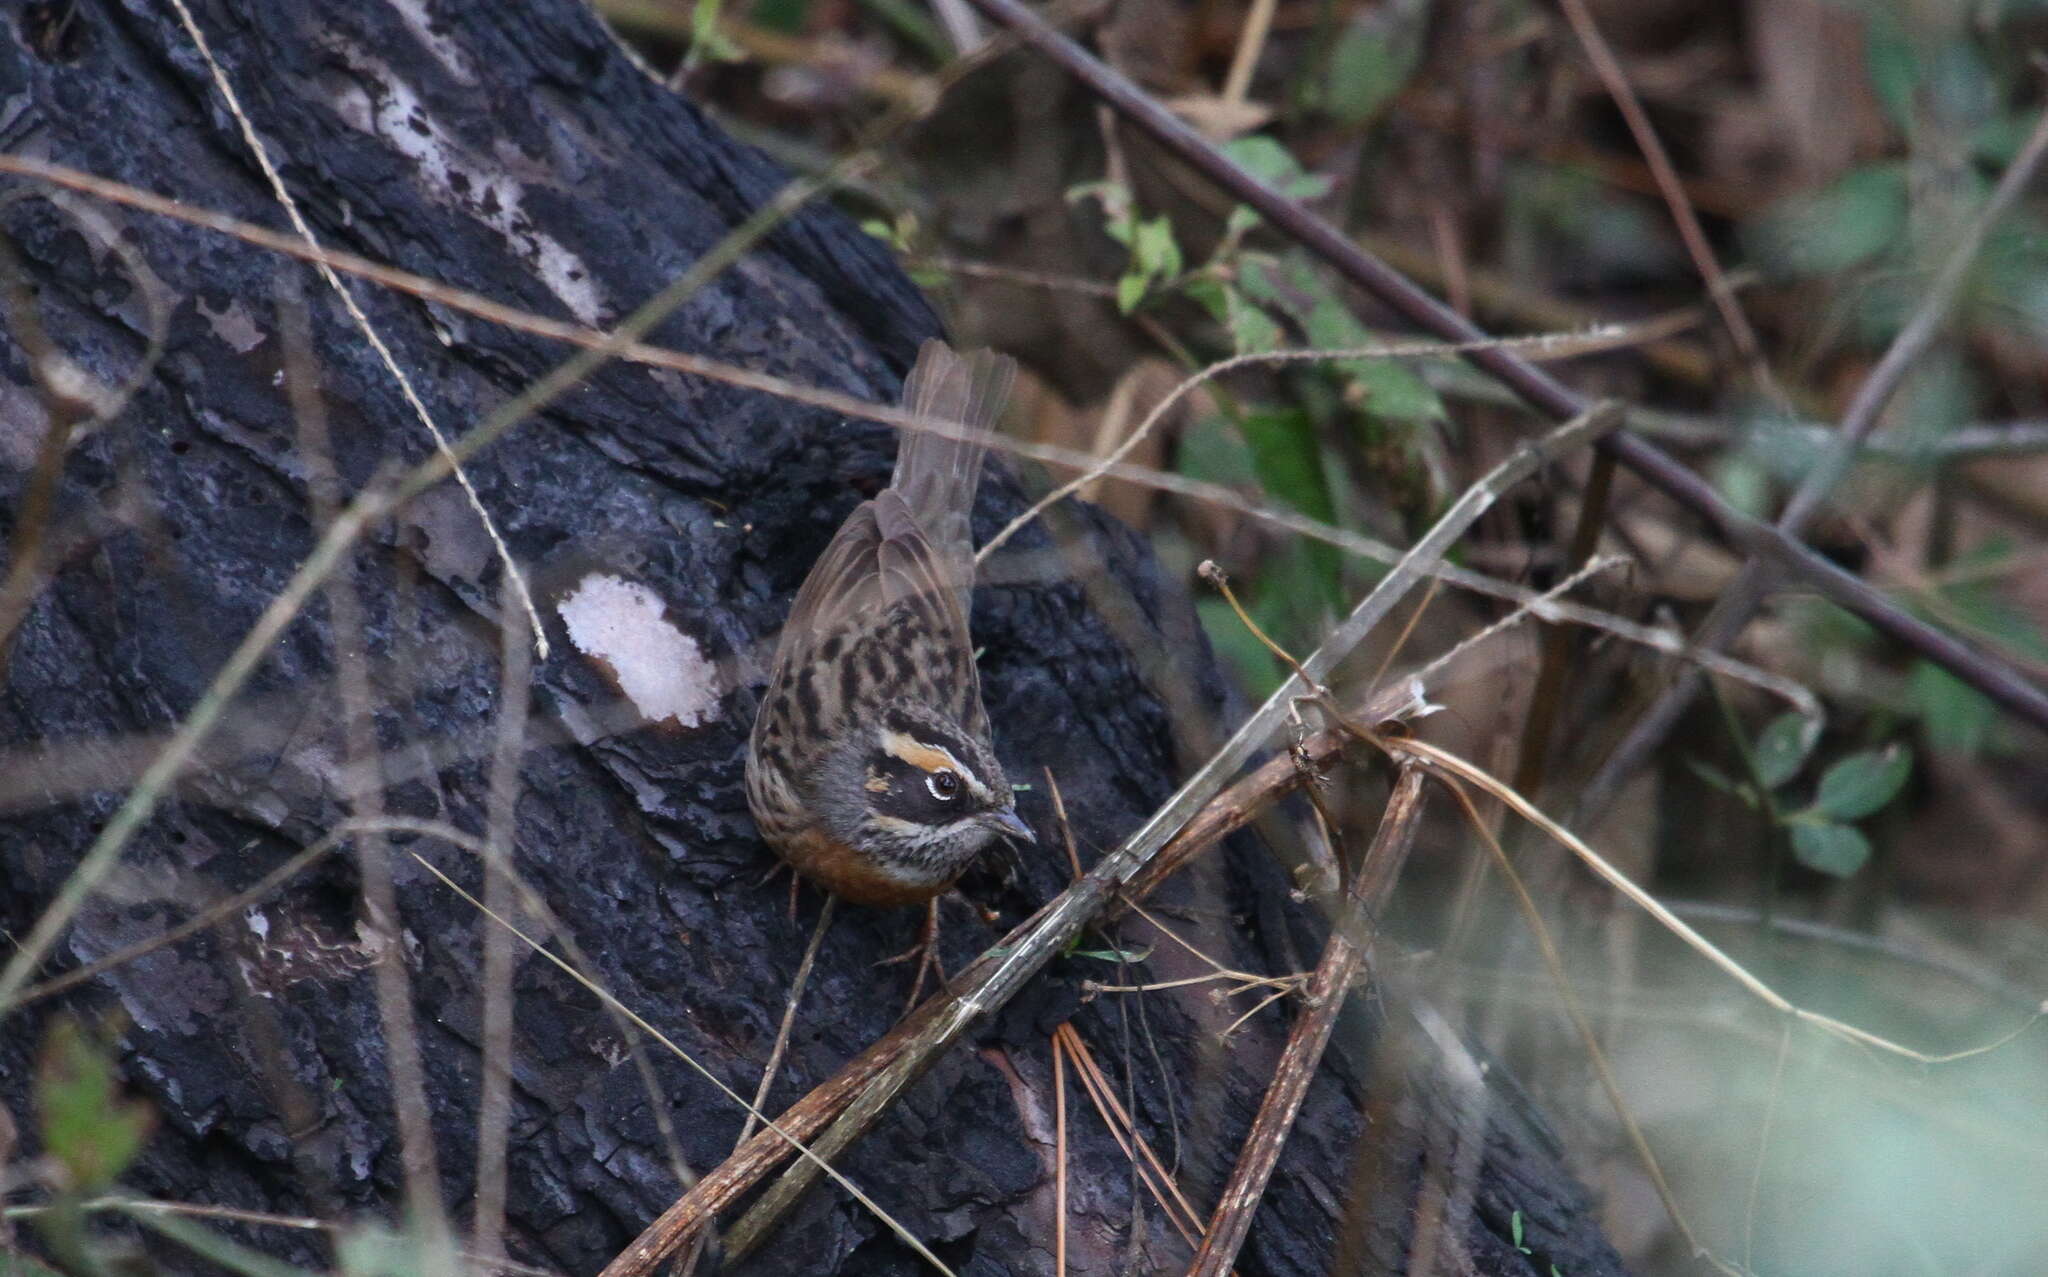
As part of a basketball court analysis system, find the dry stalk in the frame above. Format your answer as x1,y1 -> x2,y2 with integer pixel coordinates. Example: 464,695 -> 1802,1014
1185,765 -> 1429,1277
1054,1023 -> 1206,1246
474,582 -> 535,1260
1555,0 -> 1781,401
0,154 -> 1823,723
0,211 -> 169,680
1053,1031 -> 1069,1277
284,291 -> 452,1255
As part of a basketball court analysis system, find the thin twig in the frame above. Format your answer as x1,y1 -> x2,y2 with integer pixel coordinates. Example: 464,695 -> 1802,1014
1053,1028 -> 1068,1277
163,0 -> 548,658
15,835 -> 336,1007
0,154 -> 1845,718
741,899 -> 837,1151
1187,766 -> 1428,1277
1511,449 -> 1618,799
1407,555 -> 1628,691
1055,1023 -> 1207,1246
0,204 -> 171,680
1219,0 -> 1278,109
473,579 -> 535,1261
1742,1018 -> 1794,1275
1555,0 -> 1782,401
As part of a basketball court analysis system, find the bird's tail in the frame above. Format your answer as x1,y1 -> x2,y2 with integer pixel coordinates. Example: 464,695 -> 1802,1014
889,338 -> 1017,564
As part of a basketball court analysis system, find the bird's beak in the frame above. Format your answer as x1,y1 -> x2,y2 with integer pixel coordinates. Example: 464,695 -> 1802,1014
984,806 -> 1036,845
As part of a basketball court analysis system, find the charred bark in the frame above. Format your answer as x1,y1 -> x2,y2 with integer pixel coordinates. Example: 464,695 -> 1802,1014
0,3 -> 1626,1274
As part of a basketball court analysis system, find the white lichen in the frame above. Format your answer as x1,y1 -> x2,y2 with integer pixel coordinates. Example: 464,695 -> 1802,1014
325,44 -> 605,326
558,573 -> 720,727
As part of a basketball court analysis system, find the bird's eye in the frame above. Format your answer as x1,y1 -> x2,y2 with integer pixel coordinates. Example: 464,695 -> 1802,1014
926,770 -> 961,801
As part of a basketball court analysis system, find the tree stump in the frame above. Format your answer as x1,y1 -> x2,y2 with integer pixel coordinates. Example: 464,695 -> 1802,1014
0,3 -> 1628,1274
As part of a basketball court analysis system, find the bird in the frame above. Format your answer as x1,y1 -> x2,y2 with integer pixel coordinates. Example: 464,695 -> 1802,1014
746,338 -> 1033,994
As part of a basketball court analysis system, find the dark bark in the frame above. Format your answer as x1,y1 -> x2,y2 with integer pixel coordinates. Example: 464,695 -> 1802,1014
0,3 -> 1626,1275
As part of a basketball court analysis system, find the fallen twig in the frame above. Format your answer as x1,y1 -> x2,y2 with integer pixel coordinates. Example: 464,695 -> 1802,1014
1185,765 -> 1428,1277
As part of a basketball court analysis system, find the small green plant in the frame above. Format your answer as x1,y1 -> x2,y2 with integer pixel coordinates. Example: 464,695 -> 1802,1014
20,1017 -> 155,1273
1695,709 -> 1914,877
37,1018 -> 152,1195
1508,1208 -> 1566,1275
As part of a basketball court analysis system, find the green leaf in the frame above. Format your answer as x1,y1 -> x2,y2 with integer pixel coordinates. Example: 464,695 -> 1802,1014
1910,661 -> 1996,755
1198,595 -> 1284,699
1747,164 -> 1908,278
1116,271 -> 1147,314
750,0 -> 809,33
1134,215 -> 1183,282
1337,343 -> 1440,423
1323,8 -> 1424,124
1181,273 -> 1233,325
1860,12 -> 1918,133
1240,409 -> 1342,610
1071,944 -> 1154,963
1176,412 -> 1257,487
1790,821 -> 1872,877
1752,712 -> 1820,788
38,1019 -> 153,1193
1226,204 -> 1262,239
1932,572 -> 2048,663
1223,136 -> 1332,201
1227,291 -> 1284,355
1241,409 -> 1335,520
1247,254 -> 1442,424
1814,745 -> 1912,821
1068,180 -> 1137,244
1712,453 -> 1773,521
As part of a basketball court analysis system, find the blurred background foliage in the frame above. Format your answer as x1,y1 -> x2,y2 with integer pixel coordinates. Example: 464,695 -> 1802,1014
632,0 -> 2047,1271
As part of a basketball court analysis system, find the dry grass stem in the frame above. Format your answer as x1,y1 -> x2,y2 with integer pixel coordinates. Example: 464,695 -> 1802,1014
0,154 -> 1836,724
283,291 -> 452,1255
163,0 -> 547,659
405,853 -> 955,1275
1054,1023 -> 1206,1247
1392,737 -> 2045,1066
473,584 -> 535,1261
